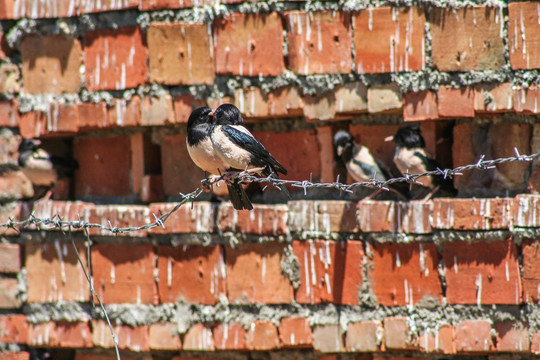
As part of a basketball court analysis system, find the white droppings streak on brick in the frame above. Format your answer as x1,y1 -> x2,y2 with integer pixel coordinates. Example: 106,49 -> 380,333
261,256 -> 267,285
368,8 -> 373,31
136,285 -> 141,305
304,250 -> 311,300
454,256 -> 458,274
396,250 -> 401,267
54,240 -> 67,284
476,273 -> 482,307
167,255 -> 172,288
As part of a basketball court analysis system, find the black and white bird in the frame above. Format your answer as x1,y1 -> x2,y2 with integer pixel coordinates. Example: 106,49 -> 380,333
210,104 -> 289,197
333,130 -> 391,183
385,125 -> 456,197
186,106 -> 253,211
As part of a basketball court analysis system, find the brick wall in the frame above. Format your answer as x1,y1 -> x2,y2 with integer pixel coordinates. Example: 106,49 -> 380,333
1,1 -> 540,359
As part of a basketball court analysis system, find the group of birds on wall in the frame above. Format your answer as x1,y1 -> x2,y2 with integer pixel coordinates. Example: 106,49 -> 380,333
187,103 -> 456,211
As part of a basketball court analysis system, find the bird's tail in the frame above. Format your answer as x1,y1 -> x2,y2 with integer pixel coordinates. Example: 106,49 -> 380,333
227,180 -> 253,211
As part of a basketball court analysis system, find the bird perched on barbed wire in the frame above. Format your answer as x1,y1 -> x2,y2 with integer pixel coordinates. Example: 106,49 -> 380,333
186,106 -> 253,211
210,103 -> 290,197
385,125 -> 457,198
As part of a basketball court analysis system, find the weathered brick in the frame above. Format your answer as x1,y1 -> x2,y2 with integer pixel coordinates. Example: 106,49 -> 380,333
0,243 -> 20,273
148,322 -> 182,350
84,26 -> 148,91
30,199 -> 93,231
92,320 -> 150,351
419,324 -> 455,354
357,200 -> 397,232
334,82 -> 368,114
56,321 -> 92,348
246,321 -> 279,350
397,200 -> 432,234
82,205 -> 150,237
346,320 -> 382,352
148,202 -> 215,234
157,245 -> 225,305
91,244 -> 157,304
443,239 -> 522,305
0,63 -> 20,95
0,352 -> 30,360
0,277 -> 20,308
27,322 -> 57,347
107,96 -> 141,127
217,203 -> 287,235
403,91 -> 438,121
279,317 -> 312,348
495,321 -> 529,352
79,0 -> 137,14
371,242 -> 442,306
474,83 -> 513,113
513,195 -> 540,227
431,7 -> 505,71
215,13 -> 284,76
367,83 -> 403,113
234,87 -> 269,118
213,323 -> 247,350
0,171 -> 33,202
432,198 -> 512,230
0,100 -> 19,128
148,22 -> 214,85
288,201 -> 358,235
353,7 -> 425,73
285,11 -> 352,75
20,35 -> 82,94
437,86 -> 474,118
522,240 -> 540,303
78,102 -> 108,130
293,240 -> 363,304
26,241 -> 89,303
454,320 -> 493,352
508,2 -> 540,70
312,325 -> 344,353
0,314 -> 28,344
183,324 -> 215,351
268,86 -> 304,118
42,102 -> 79,134
139,0 -> 211,10
384,317 -> 417,350
14,0 -> 79,18
303,92 -> 336,121
140,94 -> 175,126
225,242 -> 294,304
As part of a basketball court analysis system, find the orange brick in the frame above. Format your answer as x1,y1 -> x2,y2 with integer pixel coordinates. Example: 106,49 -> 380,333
522,240 -> 540,303
443,239 -> 522,305
357,200 -> 397,232
384,317 -> 417,350
509,2 -> 540,70
82,205 -> 150,237
0,243 -> 20,273
396,200 -> 433,234
139,0 -> 209,10
293,240 -> 364,305
20,35 -> 82,94
148,202 -> 215,234
437,86 -> 474,118
0,100 -> 19,127
225,242 -> 293,304
279,317 -> 312,348
27,322 -> 57,347
345,320 -> 382,352
403,91 -> 438,121
213,323 -> 247,350
418,324 -> 455,354
312,325 -> 344,353
431,6 -> 505,71
79,0 -> 137,14
454,320 -> 493,352
353,7 -> 425,73
371,242 -> 442,306
268,86 -> 303,117
0,315 -> 28,343
149,322 -> 182,350
474,83 -> 513,113
78,102 -> 108,130
215,13 -> 284,76
26,241 -> 89,303
288,201 -> 358,234
234,87 -> 269,118
495,321 -> 529,352
285,11 -> 352,75
92,321 -> 150,351
140,94 -> 175,126
0,278 -> 21,308
42,102 -> 79,134
84,27 -> 148,91
432,198 -> 513,230
0,352 -> 30,360
12,0 -> 78,18
514,85 -> 540,114
246,321 -> 279,350
91,244 -> 157,304
56,321 -> 92,348
217,203 -> 287,235
157,245 -> 225,305
183,324 -> 215,351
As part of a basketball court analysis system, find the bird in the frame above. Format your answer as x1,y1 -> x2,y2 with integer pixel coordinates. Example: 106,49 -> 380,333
385,125 -> 456,197
210,103 -> 289,197
186,106 -> 253,211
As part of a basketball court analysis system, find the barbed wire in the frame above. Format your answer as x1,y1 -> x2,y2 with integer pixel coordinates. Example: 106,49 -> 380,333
0,148 -> 538,234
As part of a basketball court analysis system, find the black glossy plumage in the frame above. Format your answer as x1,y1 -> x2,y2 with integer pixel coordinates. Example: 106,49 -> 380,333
390,125 -> 426,149
187,107 -> 213,147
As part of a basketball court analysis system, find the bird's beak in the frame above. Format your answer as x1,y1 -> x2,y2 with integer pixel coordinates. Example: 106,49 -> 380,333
384,136 -> 394,142
336,147 -> 343,156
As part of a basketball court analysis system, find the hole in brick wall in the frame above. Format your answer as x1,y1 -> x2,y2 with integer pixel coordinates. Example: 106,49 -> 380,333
143,135 -> 162,175
333,35 -> 339,42
37,138 -> 78,201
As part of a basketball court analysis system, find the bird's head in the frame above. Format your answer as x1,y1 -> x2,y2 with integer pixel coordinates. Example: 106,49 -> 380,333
187,107 -> 214,129
385,125 -> 425,149
214,103 -> 244,125
18,138 -> 40,153
333,130 -> 353,157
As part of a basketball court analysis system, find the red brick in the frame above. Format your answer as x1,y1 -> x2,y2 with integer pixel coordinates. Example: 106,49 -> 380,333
514,85 -> 540,114
495,321 -> 529,352
26,241 -> 89,303
19,111 -> 48,139
0,243 -> 20,273
419,324 -> 455,354
56,321 -> 92,348
367,83 -> 403,114
357,200 -> 397,232
437,86 -> 474,118
0,314 -> 28,344
91,244 -> 157,304
293,240 -> 364,304
312,325 -> 344,353
28,322 -> 57,347
107,96 -> 141,127
92,320 -> 150,351
11,0 -> 78,18
157,245 -> 225,305
139,0 -> 208,10
149,322 -> 182,350
148,22 -> 214,85
140,94 -> 175,126
148,202 -> 215,234
183,324 -> 215,351
522,240 -> 540,302
42,102 -> 79,134
432,198 -> 512,230
384,317 -> 417,350
225,242 -> 293,304
78,102 -> 108,130
346,320 -> 382,352
279,317 -> 312,348
246,321 -> 279,350
84,26 -> 148,91
160,133 -> 205,196
30,199 -> 93,231
213,323 -> 247,350
509,2 -> 540,69
234,87 -> 269,118
371,242 -> 441,306
20,35 -> 82,94
0,352 -> 29,360
82,205 -> 150,237
79,0 -> 137,14
474,83 -> 513,113
215,13 -> 284,76
404,91 -> 438,121
173,94 -> 203,123
268,86 -> 304,117
285,11 -> 352,75
0,100 -> 19,128
353,7 -> 425,73
443,239 -> 522,305
74,134 -> 143,198
396,200 -> 432,234
431,7 -> 505,71
217,203 -> 287,235
454,320 -> 493,352
303,92 -> 336,121
0,278 -> 20,308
